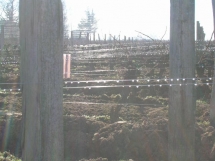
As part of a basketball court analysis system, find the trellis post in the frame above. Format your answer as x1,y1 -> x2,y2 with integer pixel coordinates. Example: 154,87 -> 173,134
20,0 -> 64,160
168,1 -> 196,161
1,25 -> 4,51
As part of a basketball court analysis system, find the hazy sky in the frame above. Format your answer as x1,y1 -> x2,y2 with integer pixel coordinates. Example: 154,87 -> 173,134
64,0 -> 213,40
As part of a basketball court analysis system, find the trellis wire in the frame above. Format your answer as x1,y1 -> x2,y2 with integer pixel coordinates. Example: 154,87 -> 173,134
1,81 -> 213,93
0,76 -> 214,85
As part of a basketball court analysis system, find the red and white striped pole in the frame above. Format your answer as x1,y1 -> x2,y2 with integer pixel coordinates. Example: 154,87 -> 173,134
63,54 -> 71,78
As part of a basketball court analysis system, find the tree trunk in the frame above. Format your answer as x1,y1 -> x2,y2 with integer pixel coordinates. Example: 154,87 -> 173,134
19,0 -> 64,161
210,0 -> 215,127
168,1 -> 196,161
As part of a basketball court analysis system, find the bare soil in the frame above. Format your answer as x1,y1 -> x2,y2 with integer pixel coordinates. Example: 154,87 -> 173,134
0,46 -> 215,161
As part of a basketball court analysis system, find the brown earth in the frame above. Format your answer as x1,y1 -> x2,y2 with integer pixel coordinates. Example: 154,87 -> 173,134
0,94 -> 215,161
0,47 -> 215,160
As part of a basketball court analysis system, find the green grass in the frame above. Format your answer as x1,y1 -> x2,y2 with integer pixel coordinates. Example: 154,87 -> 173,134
0,151 -> 21,161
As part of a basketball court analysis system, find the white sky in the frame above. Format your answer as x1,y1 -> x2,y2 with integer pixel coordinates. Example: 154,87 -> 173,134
64,0 -> 214,40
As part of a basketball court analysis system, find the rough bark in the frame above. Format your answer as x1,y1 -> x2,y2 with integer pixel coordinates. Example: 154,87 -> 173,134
168,1 -> 196,161
19,0 -> 64,160
210,0 -> 215,127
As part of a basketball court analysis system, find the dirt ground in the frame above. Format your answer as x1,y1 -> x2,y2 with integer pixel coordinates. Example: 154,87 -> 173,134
0,90 -> 214,161
0,46 -> 215,161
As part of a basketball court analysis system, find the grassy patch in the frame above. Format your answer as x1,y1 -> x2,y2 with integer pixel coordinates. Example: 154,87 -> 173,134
0,151 -> 21,161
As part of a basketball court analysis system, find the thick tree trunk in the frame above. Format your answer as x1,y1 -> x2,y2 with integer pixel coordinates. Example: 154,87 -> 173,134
210,0 -> 215,127
19,0 -> 64,161
168,1 -> 196,161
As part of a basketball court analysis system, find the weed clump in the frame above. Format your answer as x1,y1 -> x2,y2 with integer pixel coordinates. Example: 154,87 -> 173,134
0,151 -> 21,161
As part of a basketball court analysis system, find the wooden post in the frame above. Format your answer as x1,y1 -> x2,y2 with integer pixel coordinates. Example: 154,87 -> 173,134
93,32 -> 95,42
169,1 -> 195,161
1,25 -> 4,51
20,0 -> 64,160
104,34 -> 106,43
86,32 -> 89,44
113,35 -> 116,47
210,0 -> 215,127
98,34 -> 100,43
128,37 -> 131,47
70,31 -> 73,46
79,31 -> 82,39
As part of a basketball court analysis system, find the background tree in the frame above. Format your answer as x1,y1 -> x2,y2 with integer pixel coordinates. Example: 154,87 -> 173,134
78,10 -> 97,33
20,0 -> 64,160
168,0 -> 196,161
0,0 -> 18,22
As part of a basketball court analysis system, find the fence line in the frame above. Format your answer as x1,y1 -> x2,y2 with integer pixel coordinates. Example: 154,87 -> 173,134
0,82 -> 213,94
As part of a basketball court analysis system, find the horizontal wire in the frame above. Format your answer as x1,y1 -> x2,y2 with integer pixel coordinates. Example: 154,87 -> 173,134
63,101 -> 164,107
0,82 -> 212,90
0,82 -> 213,92
71,54 -> 169,60
71,66 -> 212,73
71,61 -> 169,63
0,89 -> 21,91
0,83 -> 213,92
71,73 -> 116,76
70,68 -> 210,75
0,77 -> 213,85
63,82 -> 213,89
0,62 -> 19,64
64,77 -> 214,84
0,83 -> 22,84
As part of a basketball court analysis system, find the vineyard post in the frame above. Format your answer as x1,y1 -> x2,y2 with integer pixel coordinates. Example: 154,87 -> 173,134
70,31 -> 73,46
1,25 -> 4,51
86,32 -> 89,44
89,34 -> 91,44
98,34 -> 100,43
79,31 -> 82,39
93,32 -> 95,42
20,0 -> 64,160
210,0 -> 215,127
168,1 -> 196,161
104,34 -> 106,43
114,35 -> 116,47
108,34 -> 110,43
128,37 -> 130,49
131,37 -> 133,49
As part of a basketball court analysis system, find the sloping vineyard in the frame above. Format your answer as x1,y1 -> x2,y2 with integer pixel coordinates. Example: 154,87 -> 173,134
0,40 -> 215,161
